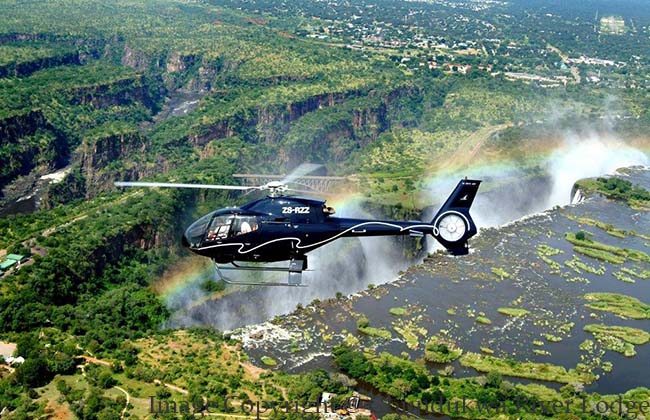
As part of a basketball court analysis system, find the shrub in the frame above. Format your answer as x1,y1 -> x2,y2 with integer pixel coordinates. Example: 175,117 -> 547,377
356,316 -> 370,329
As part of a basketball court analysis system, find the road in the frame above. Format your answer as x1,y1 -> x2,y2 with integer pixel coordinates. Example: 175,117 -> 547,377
547,43 -> 581,84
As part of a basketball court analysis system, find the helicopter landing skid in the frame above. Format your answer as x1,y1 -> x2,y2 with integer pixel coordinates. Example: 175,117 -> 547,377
214,258 -> 308,287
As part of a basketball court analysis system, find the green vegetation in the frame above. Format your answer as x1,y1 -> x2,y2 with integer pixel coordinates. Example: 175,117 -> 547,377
497,307 -> 530,317
537,244 -> 562,274
594,335 -> 637,357
537,244 -> 563,256
389,307 -> 407,316
359,327 -> 392,340
566,233 -> 650,264
584,323 -> 648,357
584,324 -> 650,345
564,255 -> 605,275
584,293 -> 650,319
575,217 -> 627,238
579,339 -> 595,352
475,316 -> 492,325
393,326 -> 419,349
574,245 -> 625,264
392,320 -> 426,350
356,316 -> 392,339
543,334 -> 563,343
459,353 -> 596,384
614,271 -> 636,283
424,336 -> 462,363
335,346 -> 650,419
621,267 -> 650,280
490,267 -> 510,280
575,177 -> 650,209
261,356 -> 278,367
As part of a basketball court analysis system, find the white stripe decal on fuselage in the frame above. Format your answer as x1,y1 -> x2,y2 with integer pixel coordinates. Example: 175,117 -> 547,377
194,221 -> 436,254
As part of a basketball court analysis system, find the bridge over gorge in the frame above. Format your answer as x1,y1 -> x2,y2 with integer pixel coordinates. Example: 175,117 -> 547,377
233,174 -> 353,192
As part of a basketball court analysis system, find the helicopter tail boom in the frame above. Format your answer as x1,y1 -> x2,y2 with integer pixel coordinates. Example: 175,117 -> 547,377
431,179 -> 481,255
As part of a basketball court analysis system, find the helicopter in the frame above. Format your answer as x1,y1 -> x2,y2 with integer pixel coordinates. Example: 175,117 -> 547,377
115,169 -> 481,286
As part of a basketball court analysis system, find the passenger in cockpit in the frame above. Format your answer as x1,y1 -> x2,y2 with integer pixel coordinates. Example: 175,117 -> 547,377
234,217 -> 258,236
322,205 -> 336,215
240,221 -> 252,234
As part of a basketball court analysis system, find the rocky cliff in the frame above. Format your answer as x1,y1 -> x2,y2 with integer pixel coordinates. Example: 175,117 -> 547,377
0,110 -> 68,189
79,129 -> 148,197
70,74 -> 156,110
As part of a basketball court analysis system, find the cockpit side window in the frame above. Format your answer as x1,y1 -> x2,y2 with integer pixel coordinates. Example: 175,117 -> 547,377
231,216 -> 259,236
205,215 -> 233,242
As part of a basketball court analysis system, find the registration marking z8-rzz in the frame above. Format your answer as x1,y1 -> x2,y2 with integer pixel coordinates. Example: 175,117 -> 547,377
282,206 -> 310,214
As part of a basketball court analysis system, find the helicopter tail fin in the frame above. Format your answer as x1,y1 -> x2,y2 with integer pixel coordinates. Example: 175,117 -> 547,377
431,179 -> 481,255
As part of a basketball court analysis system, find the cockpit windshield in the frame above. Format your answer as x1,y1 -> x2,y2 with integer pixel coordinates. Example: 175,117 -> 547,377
185,212 -> 214,248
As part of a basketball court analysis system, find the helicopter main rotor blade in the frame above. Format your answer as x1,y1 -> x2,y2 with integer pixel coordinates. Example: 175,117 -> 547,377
115,181 -> 255,191
286,188 -> 336,197
281,163 -> 323,186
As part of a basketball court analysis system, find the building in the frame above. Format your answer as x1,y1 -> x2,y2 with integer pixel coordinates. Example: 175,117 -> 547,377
0,259 -> 16,274
6,254 -> 26,263
4,356 -> 24,365
0,254 -> 26,274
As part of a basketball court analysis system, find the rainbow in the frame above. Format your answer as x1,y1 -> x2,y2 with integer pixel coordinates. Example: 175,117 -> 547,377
154,135 -> 650,306
153,256 -> 215,306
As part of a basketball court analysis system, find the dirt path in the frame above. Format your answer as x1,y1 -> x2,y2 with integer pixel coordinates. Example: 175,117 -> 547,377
443,123 -> 511,171
153,379 -> 189,395
82,356 -> 111,366
79,355 -> 131,419
42,190 -> 143,237
114,386 -> 130,419
0,364 -> 15,374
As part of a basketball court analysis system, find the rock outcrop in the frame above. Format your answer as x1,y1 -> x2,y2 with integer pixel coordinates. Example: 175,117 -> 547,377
0,111 -> 68,189
79,129 -> 147,197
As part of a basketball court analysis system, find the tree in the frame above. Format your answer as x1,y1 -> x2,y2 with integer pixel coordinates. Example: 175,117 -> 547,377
98,371 -> 117,389
356,316 -> 370,329
15,356 -> 50,387
486,371 -> 503,388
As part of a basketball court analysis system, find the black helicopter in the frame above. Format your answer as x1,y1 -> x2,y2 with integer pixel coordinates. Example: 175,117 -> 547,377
116,170 -> 481,286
